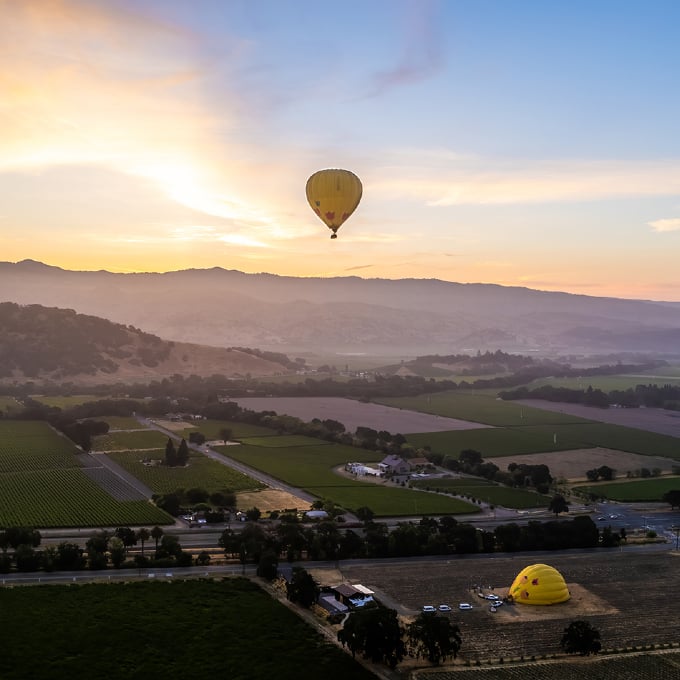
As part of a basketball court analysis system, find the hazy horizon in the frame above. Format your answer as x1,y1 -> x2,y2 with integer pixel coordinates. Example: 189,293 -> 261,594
1,1 -> 679,301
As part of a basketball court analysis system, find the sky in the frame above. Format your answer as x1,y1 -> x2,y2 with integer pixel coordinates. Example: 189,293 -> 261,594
1,0 -> 680,301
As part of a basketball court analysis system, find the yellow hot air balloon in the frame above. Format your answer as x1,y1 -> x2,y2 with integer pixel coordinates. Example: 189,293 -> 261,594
508,563 -> 570,605
306,169 -> 362,239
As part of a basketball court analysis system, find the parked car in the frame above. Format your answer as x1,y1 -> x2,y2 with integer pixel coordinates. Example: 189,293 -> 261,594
485,594 -> 500,601
438,604 -> 452,612
422,605 -> 436,613
458,603 -> 473,610
493,600 -> 504,607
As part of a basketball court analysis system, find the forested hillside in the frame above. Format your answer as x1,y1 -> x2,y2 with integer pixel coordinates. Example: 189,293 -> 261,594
0,303 -> 290,384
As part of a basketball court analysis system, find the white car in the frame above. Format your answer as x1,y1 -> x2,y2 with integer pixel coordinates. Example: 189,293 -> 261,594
485,594 -> 500,601
422,605 -> 436,613
458,603 -> 473,610
438,604 -> 452,612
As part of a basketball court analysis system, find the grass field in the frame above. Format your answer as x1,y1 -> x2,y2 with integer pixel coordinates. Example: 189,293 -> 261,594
527,374 -> 680,390
107,450 -> 264,495
179,419 -> 280,440
573,476 -> 680,501
29,394 -> 100,408
219,442 -> 480,516
0,396 -> 22,414
93,429 -> 171,451
376,392 -> 593,427
409,478 -> 551,509
406,427 -> 585,459
0,578 -> 375,680
239,434 -> 330,447
104,416 -> 149,430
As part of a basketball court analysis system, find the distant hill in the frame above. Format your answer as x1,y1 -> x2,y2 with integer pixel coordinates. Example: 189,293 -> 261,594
2,260 -> 680,356
0,302 -> 291,385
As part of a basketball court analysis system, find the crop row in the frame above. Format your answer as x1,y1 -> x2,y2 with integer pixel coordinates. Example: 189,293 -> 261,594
0,468 -> 172,527
421,653 -> 680,680
0,421 -> 81,472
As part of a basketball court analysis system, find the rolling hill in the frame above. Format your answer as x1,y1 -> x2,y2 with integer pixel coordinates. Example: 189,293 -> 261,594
2,260 -> 680,356
0,302 -> 291,385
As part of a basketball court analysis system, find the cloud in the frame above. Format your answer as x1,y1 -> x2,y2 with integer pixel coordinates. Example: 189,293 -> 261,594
0,0 -> 298,238
367,0 -> 444,97
371,157 -> 680,206
648,218 -> 680,232
344,264 -> 374,271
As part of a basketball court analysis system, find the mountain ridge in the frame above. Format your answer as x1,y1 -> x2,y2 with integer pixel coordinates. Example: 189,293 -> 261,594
2,260 -> 680,355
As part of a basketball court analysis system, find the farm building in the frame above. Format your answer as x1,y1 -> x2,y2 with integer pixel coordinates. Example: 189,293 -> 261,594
378,455 -> 411,475
508,563 -> 570,605
331,583 -> 375,609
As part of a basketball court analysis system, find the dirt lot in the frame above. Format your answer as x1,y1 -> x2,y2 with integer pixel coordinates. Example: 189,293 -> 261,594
336,550 -> 680,661
487,447 -> 678,481
232,397 -> 488,434
236,488 -> 310,512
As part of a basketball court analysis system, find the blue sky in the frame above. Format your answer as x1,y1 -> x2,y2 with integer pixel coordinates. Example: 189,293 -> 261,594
1,0 -> 679,299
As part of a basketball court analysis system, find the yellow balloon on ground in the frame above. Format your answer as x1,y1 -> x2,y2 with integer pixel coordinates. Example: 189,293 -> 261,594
508,563 -> 570,605
306,169 -> 362,239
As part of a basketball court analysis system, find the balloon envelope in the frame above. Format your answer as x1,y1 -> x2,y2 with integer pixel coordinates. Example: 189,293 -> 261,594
306,169 -> 362,238
509,563 -> 570,605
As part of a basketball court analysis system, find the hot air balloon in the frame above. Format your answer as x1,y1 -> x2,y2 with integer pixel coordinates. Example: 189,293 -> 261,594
306,169 -> 362,239
508,563 -> 570,605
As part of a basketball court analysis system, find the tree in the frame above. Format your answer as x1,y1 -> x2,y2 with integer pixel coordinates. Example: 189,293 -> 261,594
549,494 -> 569,517
176,438 -> 189,466
338,606 -> 405,668
662,489 -> 680,509
165,437 -> 177,466
151,526 -> 164,553
245,506 -> 261,522
407,613 -> 462,665
286,567 -> 319,608
219,427 -> 233,444
256,549 -> 279,580
561,620 -> 602,656
355,506 -> 375,524
109,536 -> 126,568
115,527 -> 137,556
597,465 -> 615,481
186,487 -> 209,504
136,528 -> 150,555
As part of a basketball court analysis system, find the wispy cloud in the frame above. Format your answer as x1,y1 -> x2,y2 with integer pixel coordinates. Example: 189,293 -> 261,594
344,264 -> 374,271
648,218 -> 680,232
366,0 -> 444,97
372,158 -> 680,206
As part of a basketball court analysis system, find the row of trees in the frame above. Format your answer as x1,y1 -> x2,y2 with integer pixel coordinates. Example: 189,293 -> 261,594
216,514 -> 611,569
500,381 -> 680,411
0,526 -> 205,573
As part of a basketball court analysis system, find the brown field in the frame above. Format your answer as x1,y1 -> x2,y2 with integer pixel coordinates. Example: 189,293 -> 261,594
232,397 -> 488,434
236,488 -> 310,512
487,447 -> 678,482
337,550 -> 680,662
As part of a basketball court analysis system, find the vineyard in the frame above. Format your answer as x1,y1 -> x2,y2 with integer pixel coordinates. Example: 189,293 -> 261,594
342,551 -> 680,662
92,429 -> 169,451
418,652 -> 680,679
0,421 -> 80,472
0,468 -> 171,527
0,420 -> 172,527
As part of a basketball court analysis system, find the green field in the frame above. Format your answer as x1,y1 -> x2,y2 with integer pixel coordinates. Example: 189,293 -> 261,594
0,578 -> 375,680
377,392 -> 593,426
239,434 -> 332,448
526,374 -> 680,391
93,429 -> 170,451
409,477 -> 551,509
573,476 -> 680,501
179,419 -> 279,440
406,427 -> 585,459
220,441 -> 479,517
107,450 -> 263,495
29,394 -> 100,408
0,396 -> 23,415
103,416 -> 149,430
